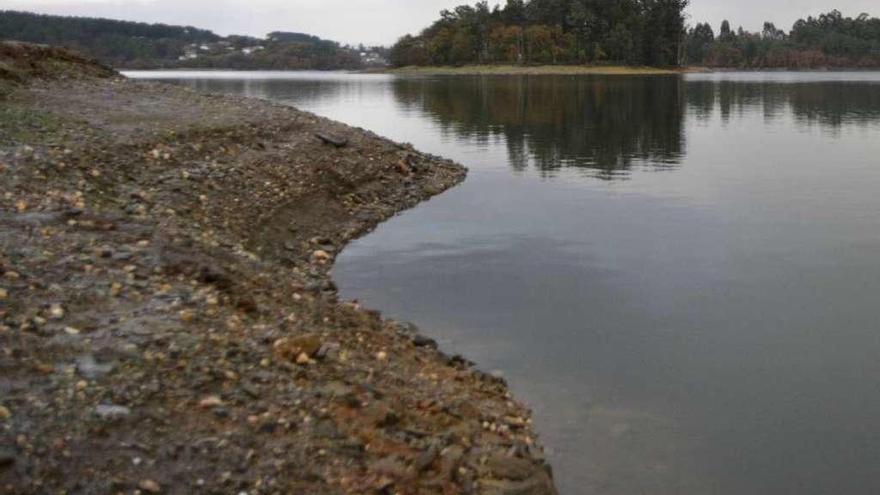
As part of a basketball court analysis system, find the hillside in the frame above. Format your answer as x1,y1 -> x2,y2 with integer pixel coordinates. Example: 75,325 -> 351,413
0,10 -> 386,70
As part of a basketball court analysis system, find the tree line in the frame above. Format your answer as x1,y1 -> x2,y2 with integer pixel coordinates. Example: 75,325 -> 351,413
391,0 -> 689,67
687,10 -> 880,68
0,10 -> 371,70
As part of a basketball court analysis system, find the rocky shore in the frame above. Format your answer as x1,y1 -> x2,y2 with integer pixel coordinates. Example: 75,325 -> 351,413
0,42 -> 557,494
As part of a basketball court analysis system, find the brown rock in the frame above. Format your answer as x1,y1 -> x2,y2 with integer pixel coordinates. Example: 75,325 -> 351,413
138,479 -> 161,493
273,334 -> 322,362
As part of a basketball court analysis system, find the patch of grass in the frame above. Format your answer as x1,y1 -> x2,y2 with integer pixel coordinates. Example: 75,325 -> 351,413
0,103 -> 64,145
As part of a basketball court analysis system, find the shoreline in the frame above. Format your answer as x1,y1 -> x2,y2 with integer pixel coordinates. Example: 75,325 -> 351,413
0,42 -> 557,494
381,64 -> 704,76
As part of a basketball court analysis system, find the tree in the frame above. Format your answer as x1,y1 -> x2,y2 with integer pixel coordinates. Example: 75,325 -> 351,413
719,20 -> 734,42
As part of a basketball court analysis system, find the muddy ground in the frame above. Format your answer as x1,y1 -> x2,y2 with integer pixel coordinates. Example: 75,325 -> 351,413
0,42 -> 557,494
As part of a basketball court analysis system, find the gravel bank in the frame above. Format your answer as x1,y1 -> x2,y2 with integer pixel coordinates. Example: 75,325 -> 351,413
0,42 -> 557,494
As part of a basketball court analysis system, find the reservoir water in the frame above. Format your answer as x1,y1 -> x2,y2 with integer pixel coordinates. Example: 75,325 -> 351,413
128,70 -> 880,495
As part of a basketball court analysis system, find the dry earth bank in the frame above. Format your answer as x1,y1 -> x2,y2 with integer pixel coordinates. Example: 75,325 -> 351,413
0,42 -> 557,495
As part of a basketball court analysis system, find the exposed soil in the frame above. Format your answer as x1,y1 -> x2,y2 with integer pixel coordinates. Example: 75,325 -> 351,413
0,42 -> 557,494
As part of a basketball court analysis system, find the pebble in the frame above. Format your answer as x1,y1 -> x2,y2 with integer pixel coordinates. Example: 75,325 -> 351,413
49,303 -> 65,319
0,288 -> 7,300
199,396 -> 223,408
64,326 -> 81,335
311,250 -> 331,263
412,335 -> 438,349
0,406 -> 10,421
179,310 -> 196,323
138,479 -> 161,493
76,354 -> 114,379
94,404 -> 131,420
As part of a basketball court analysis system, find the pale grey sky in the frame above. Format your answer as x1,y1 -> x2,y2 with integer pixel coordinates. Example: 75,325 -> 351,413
2,0 -> 877,46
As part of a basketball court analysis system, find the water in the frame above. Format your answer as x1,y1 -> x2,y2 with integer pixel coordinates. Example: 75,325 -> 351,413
127,70 -> 880,495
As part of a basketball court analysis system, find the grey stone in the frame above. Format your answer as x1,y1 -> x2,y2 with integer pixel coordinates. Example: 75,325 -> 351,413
95,404 -> 131,420
76,354 -> 114,379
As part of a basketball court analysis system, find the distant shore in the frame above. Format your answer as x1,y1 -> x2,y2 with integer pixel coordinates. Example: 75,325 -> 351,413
382,65 -> 708,76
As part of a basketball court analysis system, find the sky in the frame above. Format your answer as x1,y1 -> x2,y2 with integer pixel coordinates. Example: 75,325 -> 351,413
2,0 -> 878,46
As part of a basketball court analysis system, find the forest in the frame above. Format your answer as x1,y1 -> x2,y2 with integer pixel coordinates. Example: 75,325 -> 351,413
0,10 -> 370,70
4,6 -> 879,70
392,3 -> 880,69
686,10 -> 880,68
390,0 -> 689,67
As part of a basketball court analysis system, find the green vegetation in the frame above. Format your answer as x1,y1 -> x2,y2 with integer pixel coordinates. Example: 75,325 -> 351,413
390,0 -> 689,68
687,10 -> 880,68
0,10 -> 381,70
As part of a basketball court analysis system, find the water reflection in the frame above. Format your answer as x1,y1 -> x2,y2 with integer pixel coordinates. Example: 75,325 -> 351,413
687,80 -> 880,128
392,76 -> 686,179
130,72 -> 880,180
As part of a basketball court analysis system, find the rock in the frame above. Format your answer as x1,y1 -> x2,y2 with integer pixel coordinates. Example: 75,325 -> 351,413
311,250 -> 332,264
94,404 -> 131,420
314,132 -> 348,148
49,303 -> 65,319
0,288 -> 7,300
414,445 -> 439,472
138,479 -> 162,493
76,354 -> 114,379
369,457 -> 408,478
412,335 -> 438,349
64,326 -> 81,335
273,334 -> 322,362
179,310 -> 196,323
0,406 -> 10,421
199,396 -> 223,408
485,454 -> 536,481
315,342 -> 340,361
0,449 -> 15,467
479,470 -> 558,495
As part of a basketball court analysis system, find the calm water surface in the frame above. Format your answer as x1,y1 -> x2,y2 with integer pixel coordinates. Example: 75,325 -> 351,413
128,70 -> 880,495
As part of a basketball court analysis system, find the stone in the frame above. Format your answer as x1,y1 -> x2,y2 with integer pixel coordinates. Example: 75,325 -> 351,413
273,335 -> 322,362
76,354 -> 114,379
412,335 -> 438,349
199,396 -> 223,408
415,445 -> 439,472
138,479 -> 162,493
95,404 -> 131,420
0,406 -> 10,421
49,303 -> 65,319
0,449 -> 15,467
485,453 -> 536,481
0,288 -> 7,300
315,342 -> 340,361
311,250 -> 332,263
479,471 -> 558,495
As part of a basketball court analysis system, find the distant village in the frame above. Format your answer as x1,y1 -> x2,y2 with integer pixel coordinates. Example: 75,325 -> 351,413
178,37 -> 389,67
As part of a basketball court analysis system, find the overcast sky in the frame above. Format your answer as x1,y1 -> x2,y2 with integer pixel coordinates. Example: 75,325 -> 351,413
2,0 -> 877,46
